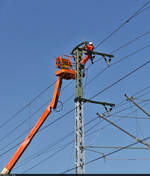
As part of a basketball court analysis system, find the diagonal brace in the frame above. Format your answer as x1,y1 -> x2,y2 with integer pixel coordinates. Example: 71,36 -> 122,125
97,112 -> 150,148
125,94 -> 150,119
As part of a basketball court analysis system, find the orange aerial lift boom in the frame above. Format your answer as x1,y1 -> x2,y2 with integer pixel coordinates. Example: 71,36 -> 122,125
1,56 -> 75,174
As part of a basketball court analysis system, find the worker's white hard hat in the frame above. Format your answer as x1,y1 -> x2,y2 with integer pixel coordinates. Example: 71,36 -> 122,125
89,41 -> 93,45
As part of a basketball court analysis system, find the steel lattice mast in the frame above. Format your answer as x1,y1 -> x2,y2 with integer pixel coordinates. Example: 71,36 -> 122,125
74,48 -> 85,174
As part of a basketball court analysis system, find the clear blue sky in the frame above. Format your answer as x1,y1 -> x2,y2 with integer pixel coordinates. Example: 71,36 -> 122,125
0,0 -> 150,174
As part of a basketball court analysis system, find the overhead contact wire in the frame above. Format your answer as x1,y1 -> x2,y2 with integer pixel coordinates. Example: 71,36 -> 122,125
95,0 -> 150,49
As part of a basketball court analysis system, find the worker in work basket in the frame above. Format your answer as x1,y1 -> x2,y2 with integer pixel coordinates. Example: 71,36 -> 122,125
80,41 -> 95,69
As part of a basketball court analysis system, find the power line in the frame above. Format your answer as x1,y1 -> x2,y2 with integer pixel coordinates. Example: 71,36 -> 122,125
0,80 -> 74,151
39,58 -> 150,135
88,28 -> 150,69
16,104 -> 123,173
0,100 -> 49,144
97,113 -> 150,148
91,59 -> 150,99
111,29 -> 150,54
14,59 -> 150,149
93,28 -> 150,65
15,117 -> 100,172
1,1 -> 150,173
109,115 -> 150,120
105,157 -> 150,161
87,43 -> 150,86
0,81 -> 56,129
13,116 -> 98,170
14,132 -> 74,169
18,97 -> 149,172
95,0 -> 150,49
1,62 -> 150,159
105,83 -> 150,113
110,98 -> 150,124
111,43 -> 150,67
14,88 -> 150,173
23,140 -> 73,174
0,129 -> 28,152
0,100 -> 74,157
0,93 -> 75,156
84,145 -> 148,150
15,92 -> 150,173
11,92 -> 150,173
16,43 -> 148,150
84,97 -> 150,149
2,58 -> 150,171
0,77 -> 73,142
61,135 -> 150,173
0,142 -> 22,158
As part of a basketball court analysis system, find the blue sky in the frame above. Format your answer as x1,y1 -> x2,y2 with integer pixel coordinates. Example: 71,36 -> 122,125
0,0 -> 150,174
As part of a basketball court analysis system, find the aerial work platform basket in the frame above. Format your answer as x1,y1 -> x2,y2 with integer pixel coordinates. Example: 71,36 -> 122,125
55,56 -> 76,80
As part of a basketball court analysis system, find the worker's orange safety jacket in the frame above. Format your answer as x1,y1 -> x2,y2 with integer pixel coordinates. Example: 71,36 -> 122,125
80,44 -> 94,65
85,44 -> 94,52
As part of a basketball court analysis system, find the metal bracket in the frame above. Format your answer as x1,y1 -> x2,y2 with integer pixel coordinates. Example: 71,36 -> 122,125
71,41 -> 88,55
71,41 -> 114,58
74,97 -> 115,107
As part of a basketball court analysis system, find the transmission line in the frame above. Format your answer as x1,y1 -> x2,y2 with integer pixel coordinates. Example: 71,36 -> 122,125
14,93 -> 150,173
1,60 -> 150,160
61,135 -> 150,173
0,81 -> 56,129
0,80 -> 74,151
18,95 -> 150,172
95,0 -> 150,49
87,43 -> 150,86
111,29 -> 150,54
0,100 -> 49,144
2,58 -> 150,173
91,59 -> 150,99
13,116 -> 98,170
14,117 -> 100,173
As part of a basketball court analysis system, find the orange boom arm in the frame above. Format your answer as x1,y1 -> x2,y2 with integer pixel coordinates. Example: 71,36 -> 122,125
1,77 -> 62,174
1,55 -> 75,174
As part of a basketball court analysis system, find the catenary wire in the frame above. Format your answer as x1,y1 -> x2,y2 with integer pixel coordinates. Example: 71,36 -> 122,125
14,116 -> 98,169
18,80 -> 150,173
86,43 -> 150,87
1,58 -> 149,157
40,58 -> 150,133
14,94 -> 150,173
95,0 -> 150,49
0,80 -> 74,148
0,82 -> 75,154
16,117 -> 100,172
0,100 -> 49,144
6,40 -> 149,149
103,157 -> 150,161
61,135 -> 150,173
0,81 -> 56,129
2,56 -> 150,172
1,60 -> 149,162
18,93 -> 150,172
2,1 -> 150,166
110,29 -> 150,54
27,100 -> 146,173
84,145 -> 148,150
1,34 -> 150,173
90,59 -> 150,99
87,28 -> 150,70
